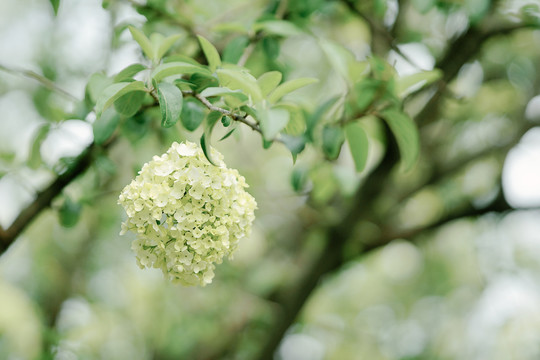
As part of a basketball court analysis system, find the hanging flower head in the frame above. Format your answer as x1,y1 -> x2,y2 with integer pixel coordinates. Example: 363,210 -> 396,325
118,141 -> 257,286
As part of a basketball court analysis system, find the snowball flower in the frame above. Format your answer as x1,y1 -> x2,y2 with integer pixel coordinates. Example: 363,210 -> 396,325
118,141 -> 257,286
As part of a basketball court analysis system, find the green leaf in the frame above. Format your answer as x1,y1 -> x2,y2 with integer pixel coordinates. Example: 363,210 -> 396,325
219,127 -> 236,141
345,122 -> 369,172
199,87 -> 248,101
200,111 -> 222,165
114,90 -> 145,117
86,72 -> 113,105
322,125 -> 345,160
380,108 -> 420,171
252,20 -> 303,37
319,39 -> 355,81
257,71 -> 282,97
268,77 -> 319,103
59,196 -> 82,228
277,103 -> 305,136
28,123 -> 51,169
113,64 -> 147,82
306,96 -> 341,141
353,78 -> 381,113
188,72 -> 219,92
197,35 -> 222,72
156,33 -> 182,60
240,105 -> 258,120
93,107 -> 120,145
95,81 -> 146,115
128,26 -> 154,60
223,35 -> 249,64
181,98 -> 205,131
49,0 -> 60,15
262,37 -> 280,60
395,69 -> 442,98
152,62 -> 211,82
259,106 -> 289,141
157,82 -> 183,128
291,166 -> 308,192
121,112 -> 150,144
216,68 -> 263,102
281,134 -> 306,162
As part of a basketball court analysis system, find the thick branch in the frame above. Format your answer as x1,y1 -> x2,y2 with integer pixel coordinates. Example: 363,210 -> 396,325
0,140 -> 114,254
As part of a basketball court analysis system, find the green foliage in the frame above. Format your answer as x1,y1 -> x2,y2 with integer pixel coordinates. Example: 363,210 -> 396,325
181,98 -> 205,131
93,107 -> 120,145
267,77 -> 319,104
28,124 -> 51,169
152,62 -> 211,82
345,121 -> 369,172
197,35 -> 222,72
380,108 -> 420,171
95,81 -> 146,115
258,105 -> 289,141
322,125 -> 345,160
58,196 -> 82,228
156,82 -> 183,128
113,64 -> 147,82
200,111 -> 222,165
49,0 -> 60,15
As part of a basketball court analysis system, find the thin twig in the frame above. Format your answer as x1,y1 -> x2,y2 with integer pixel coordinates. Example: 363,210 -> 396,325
0,63 -> 79,101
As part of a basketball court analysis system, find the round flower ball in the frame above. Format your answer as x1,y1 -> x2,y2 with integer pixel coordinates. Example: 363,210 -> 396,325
118,141 -> 257,286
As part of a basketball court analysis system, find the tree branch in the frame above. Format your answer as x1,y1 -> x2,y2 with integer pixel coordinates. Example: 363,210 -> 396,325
0,139 -> 115,254
0,63 -> 79,101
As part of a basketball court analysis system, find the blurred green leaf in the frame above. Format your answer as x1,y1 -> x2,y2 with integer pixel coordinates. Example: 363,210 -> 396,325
152,62 -> 211,82
268,77 -> 319,103
157,82 -> 183,128
216,68 -> 263,102
128,26 -> 154,60
281,134 -> 306,162
395,69 -> 442,98
181,98 -> 206,131
156,33 -> 182,60
322,125 -> 345,160
380,108 -> 419,171
200,111 -> 222,165
262,37 -> 280,60
257,71 -> 282,97
199,87 -> 248,101
95,81 -> 146,115
259,106 -> 289,141
121,112 -> 150,143
345,121 -> 369,172
223,35 -> 249,64
197,35 -> 222,72
93,107 -> 120,145
306,96 -> 341,141
86,72 -> 113,105
28,123 -> 51,169
253,20 -> 303,36
49,0 -> 60,15
113,64 -> 147,82
58,196 -> 82,228
354,78 -> 381,113
114,91 -> 145,117
291,166 -> 308,192
188,72 -> 219,92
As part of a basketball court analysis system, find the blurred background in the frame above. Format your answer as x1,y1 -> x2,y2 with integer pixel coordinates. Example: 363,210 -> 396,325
1,0 -> 540,359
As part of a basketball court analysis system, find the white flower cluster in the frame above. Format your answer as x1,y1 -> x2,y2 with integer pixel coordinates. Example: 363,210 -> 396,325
118,141 -> 257,286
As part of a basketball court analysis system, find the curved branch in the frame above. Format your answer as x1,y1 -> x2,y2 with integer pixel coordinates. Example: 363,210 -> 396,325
0,138 -> 115,254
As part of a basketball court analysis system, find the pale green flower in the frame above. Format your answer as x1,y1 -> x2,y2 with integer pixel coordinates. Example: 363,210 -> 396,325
118,141 -> 257,286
